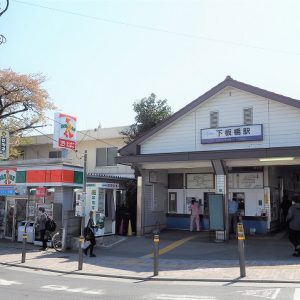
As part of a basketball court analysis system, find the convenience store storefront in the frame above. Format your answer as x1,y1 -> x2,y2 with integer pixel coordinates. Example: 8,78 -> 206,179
0,160 -> 83,242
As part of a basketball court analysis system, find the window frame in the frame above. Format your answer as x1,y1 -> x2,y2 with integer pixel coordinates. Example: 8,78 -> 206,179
210,111 -> 219,128
96,147 -> 118,167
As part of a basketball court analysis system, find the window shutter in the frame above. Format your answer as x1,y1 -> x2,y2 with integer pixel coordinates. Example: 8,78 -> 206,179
244,108 -> 253,125
210,111 -> 219,128
96,148 -> 107,166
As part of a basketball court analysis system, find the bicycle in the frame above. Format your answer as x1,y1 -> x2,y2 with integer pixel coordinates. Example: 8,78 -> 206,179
49,228 -> 63,252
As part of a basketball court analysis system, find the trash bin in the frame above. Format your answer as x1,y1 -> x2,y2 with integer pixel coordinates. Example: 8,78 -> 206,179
26,221 -> 36,243
17,221 -> 28,242
17,221 -> 35,243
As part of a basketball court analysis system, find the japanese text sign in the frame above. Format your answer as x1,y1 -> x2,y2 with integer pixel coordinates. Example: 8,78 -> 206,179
0,130 -> 9,159
201,124 -> 263,144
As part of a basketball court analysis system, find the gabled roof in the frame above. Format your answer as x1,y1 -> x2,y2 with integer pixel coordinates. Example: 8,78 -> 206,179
119,76 -> 300,156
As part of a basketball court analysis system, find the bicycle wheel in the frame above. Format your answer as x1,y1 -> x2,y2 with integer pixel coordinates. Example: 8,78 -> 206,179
52,232 -> 63,252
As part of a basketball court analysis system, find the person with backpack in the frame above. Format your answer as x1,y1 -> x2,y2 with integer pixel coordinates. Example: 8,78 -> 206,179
83,211 -> 96,257
287,195 -> 300,257
36,207 -> 47,251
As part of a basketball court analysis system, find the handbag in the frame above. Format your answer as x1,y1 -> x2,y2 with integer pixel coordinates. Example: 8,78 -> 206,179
81,240 -> 91,249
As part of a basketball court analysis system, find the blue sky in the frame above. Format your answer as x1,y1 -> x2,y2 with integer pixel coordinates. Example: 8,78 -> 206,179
1,0 -> 300,133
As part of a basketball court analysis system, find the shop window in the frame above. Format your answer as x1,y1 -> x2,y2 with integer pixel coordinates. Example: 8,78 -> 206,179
243,107 -> 253,125
49,151 -> 62,159
168,173 -> 183,189
96,147 -> 118,166
210,111 -> 219,128
18,150 -> 25,160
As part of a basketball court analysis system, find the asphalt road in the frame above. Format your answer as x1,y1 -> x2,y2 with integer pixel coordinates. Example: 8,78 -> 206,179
0,265 -> 299,300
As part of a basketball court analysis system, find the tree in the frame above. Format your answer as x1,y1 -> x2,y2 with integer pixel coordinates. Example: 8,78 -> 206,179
121,93 -> 172,143
0,69 -> 55,157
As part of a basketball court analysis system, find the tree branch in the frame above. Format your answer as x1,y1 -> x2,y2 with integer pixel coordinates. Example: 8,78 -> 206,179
0,103 -> 28,119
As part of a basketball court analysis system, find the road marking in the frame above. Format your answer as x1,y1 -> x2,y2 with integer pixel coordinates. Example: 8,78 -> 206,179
236,288 -> 280,299
143,235 -> 199,258
144,295 -> 216,300
41,285 -> 104,295
294,288 -> 300,300
0,279 -> 23,286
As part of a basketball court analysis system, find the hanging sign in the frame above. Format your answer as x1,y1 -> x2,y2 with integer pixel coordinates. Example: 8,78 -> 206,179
0,168 -> 16,185
53,113 -> 77,150
0,130 -> 9,159
36,187 -> 47,198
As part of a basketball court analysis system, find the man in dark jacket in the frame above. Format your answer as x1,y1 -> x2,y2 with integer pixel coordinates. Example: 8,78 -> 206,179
36,207 -> 47,251
83,211 -> 96,257
286,195 -> 300,257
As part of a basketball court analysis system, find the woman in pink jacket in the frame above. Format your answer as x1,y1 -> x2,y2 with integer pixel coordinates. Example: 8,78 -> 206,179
189,198 -> 200,232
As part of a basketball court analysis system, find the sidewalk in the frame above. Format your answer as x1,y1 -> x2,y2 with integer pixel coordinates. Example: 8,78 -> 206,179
0,231 -> 300,283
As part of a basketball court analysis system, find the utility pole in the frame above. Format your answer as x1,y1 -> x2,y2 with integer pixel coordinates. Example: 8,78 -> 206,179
78,150 -> 87,270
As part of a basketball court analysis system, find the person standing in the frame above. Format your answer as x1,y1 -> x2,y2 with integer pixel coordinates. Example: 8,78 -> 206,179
189,198 -> 200,232
280,191 -> 291,227
286,195 -> 300,257
228,197 -> 238,235
36,207 -> 47,251
84,211 -> 96,257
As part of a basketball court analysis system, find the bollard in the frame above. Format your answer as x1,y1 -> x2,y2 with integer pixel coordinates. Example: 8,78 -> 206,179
21,233 -> 27,263
78,235 -> 85,270
237,222 -> 246,277
153,234 -> 160,276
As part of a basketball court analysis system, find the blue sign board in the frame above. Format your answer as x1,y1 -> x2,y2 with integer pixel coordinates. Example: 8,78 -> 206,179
0,186 -> 15,196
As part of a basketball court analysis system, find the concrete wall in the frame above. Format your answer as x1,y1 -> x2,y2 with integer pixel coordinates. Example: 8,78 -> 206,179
20,135 -> 134,178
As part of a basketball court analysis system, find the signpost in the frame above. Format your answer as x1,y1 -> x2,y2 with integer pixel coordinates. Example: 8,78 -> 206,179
78,150 -> 87,271
237,222 -> 246,277
53,113 -> 77,150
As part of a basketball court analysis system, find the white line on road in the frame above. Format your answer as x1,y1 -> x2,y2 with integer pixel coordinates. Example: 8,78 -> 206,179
236,288 -> 280,299
293,288 -> 300,300
146,295 -> 216,300
41,285 -> 104,295
0,279 -> 23,286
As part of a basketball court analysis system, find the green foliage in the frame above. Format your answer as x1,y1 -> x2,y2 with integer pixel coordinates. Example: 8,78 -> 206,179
122,93 -> 172,143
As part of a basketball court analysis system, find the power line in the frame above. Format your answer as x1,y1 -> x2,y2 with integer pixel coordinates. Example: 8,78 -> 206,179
13,0 -> 300,57
44,113 -> 120,148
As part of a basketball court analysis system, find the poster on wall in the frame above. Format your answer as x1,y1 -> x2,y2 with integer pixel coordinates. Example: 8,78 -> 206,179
186,174 -> 214,189
53,113 -> 77,150
238,173 -> 263,189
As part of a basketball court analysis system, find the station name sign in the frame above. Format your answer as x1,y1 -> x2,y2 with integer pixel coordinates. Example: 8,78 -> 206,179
201,124 -> 263,144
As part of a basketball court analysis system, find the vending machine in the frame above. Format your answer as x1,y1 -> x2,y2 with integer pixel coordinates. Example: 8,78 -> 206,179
85,183 -> 117,237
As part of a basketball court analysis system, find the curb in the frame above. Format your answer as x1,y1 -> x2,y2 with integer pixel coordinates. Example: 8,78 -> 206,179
1,262 -> 300,284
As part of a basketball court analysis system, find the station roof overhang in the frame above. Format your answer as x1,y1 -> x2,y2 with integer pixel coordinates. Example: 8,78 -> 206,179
115,146 -> 300,170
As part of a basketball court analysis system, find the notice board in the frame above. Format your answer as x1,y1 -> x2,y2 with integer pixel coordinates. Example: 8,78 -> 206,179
208,194 -> 224,230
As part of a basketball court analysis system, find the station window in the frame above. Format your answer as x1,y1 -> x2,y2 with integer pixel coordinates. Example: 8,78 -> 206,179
168,173 -> 184,189
243,107 -> 253,125
210,111 -> 219,128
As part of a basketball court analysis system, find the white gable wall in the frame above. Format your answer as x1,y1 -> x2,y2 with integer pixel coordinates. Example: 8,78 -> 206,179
141,87 -> 300,154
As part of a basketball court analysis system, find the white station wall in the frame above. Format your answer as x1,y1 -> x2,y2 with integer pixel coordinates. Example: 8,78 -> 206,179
141,87 -> 300,154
